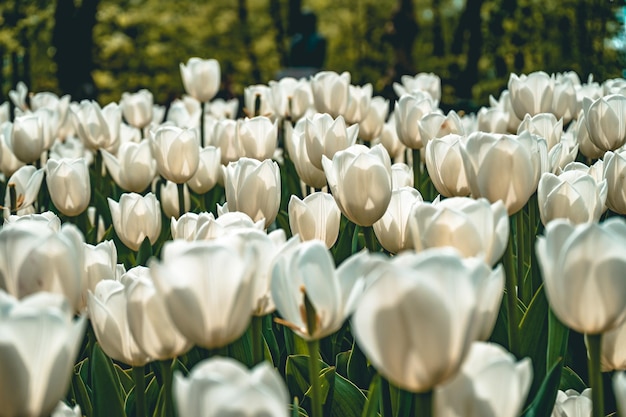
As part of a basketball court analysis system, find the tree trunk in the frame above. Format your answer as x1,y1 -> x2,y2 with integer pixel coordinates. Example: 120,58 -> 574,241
457,0 -> 484,100
238,0 -> 262,84
269,0 -> 288,68
432,0 -> 445,57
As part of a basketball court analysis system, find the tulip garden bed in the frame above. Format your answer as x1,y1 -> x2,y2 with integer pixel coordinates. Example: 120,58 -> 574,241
1,60 -> 626,417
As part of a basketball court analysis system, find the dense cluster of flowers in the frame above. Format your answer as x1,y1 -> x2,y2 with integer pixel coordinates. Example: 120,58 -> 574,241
1,60 -> 626,417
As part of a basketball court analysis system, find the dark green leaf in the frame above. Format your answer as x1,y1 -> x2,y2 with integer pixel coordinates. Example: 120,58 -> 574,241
136,236 -> 153,266
91,343 -> 126,417
361,374 -> 381,417
521,358 -> 563,417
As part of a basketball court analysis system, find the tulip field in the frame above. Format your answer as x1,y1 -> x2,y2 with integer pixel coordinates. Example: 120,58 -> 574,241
2,59 -> 626,417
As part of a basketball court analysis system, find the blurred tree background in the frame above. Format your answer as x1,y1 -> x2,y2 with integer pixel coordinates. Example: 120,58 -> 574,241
0,0 -> 624,111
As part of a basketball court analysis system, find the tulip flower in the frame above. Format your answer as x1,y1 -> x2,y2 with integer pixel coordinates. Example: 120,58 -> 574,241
45,158 -> 91,217
394,93 -> 435,149
10,113 -> 45,164
288,192 -> 341,248
417,110 -> 465,146
0,122 -> 25,177
461,131 -> 548,214
237,116 -> 278,161
171,211 -> 265,241
603,150 -> 626,214
207,97 -> 238,120
284,121 -> 327,189
352,249 -> 484,393
583,94 -> 626,152
434,342 -> 533,417
186,145 -> 221,193
477,106 -> 509,133
8,81 -> 28,111
614,373 -> 626,417
377,115 -> 406,160
88,277 -> 151,366
180,57 -> 221,103
489,90 -> 522,133
150,125 -> 200,183
600,319 -> 626,371
372,186 -> 423,253
149,237 -> 258,349
244,84 -> 275,118
0,220 -> 85,312
5,210 -> 61,230
576,114 -> 605,159
166,97 -> 202,129
394,72 -> 442,104
303,113 -> 359,170
551,389 -> 592,417
223,157 -> 281,227
158,180 -> 191,219
173,357 -> 289,417
552,76 -> 578,125
517,113 -> 563,150
425,134 -> 471,197
322,144 -> 392,227
269,76 -> 312,121
537,170 -> 607,225
508,71 -> 555,119
310,71 -> 351,118
391,163 -> 413,189
108,192 -> 162,251
358,96 -> 389,142
72,100 -> 121,153
209,118 -> 242,165
120,89 -> 154,129
344,83 -> 373,125
52,402 -> 81,417
3,165 -> 44,217
82,240 -> 121,309
102,140 -> 157,193
0,291 -> 86,417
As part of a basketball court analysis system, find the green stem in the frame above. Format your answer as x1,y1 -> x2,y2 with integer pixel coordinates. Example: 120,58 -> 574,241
414,390 -> 433,417
8,182 -> 17,215
177,183 -> 186,219
504,215 -> 521,357
380,377 -> 393,417
132,365 -> 146,417
412,148 -> 421,193
159,360 -> 174,417
306,339 -> 322,417
252,315 -> 264,365
516,210 -> 529,304
586,333 -> 604,417
200,101 -> 206,147
362,225 -> 378,252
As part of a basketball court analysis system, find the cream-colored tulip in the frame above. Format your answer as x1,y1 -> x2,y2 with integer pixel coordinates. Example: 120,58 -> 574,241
150,125 -> 200,183
614,372 -> 626,417
171,211 -> 265,241
517,112 -> 563,150
583,94 -> 626,152
508,71 -> 555,119
477,106 -> 509,133
391,163 -> 413,189
322,144 -> 392,226
72,100 -> 121,153
417,111 -> 464,146
310,71 -> 351,118
604,150 -> 626,214
187,145 -> 221,193
45,158 -> 91,217
120,89 -> 154,129
3,165 -> 44,217
425,134 -> 470,197
180,57 -> 221,103
11,113 -> 45,164
551,389 -> 592,417
102,140 -> 156,193
209,118 -> 241,165
223,158 -> 281,227
344,83 -> 373,124
269,77 -> 312,121
237,116 -> 277,161
108,192 -> 162,251
303,113 -> 358,170
358,96 -> 389,142
288,192 -> 341,248
394,93 -> 435,149
244,84 -> 275,118
394,73 -> 441,104
284,121 -> 327,189
158,180 -> 190,219
373,187 -> 423,253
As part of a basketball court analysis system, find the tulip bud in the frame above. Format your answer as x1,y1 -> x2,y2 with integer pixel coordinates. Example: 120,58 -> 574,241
394,73 -> 442,104
150,125 -> 200,183
391,162 -> 413,189
72,100 -> 121,153
180,57 -> 221,103
508,71 -> 555,119
108,192 -> 162,251
223,158 -> 281,228
237,116 -> 278,161
425,134 -> 471,197
269,77 -> 313,121
284,121 -> 327,189
583,94 -> 626,152
45,158 -> 91,217
551,389 -> 592,417
288,192 -> 341,248
11,113 -> 45,164
120,89 -> 154,129
604,150 -> 626,214
102,140 -> 156,193
372,187 -> 423,253
344,83 -> 373,125
477,106 -> 509,133
310,71 -> 351,117
159,180 -> 190,219
244,84 -> 275,118
186,146 -> 221,193
303,113 -> 359,170
394,93 -> 435,149
517,113 -> 563,150
417,110 -> 464,146
209,119 -> 241,165
614,373 -> 626,417
358,96 -> 389,142
3,165 -> 44,217
322,144 -> 392,226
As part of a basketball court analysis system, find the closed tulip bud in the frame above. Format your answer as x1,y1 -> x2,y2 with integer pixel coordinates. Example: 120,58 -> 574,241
150,125 -> 200,183
303,113 -> 359,170
583,94 -> 626,152
518,113 -> 563,150
391,162 -> 413,189
120,89 -> 154,129
88,276 -> 151,366
52,402 -> 81,417
552,77 -> 578,125
45,158 -> 91,217
0,220 -> 85,312
477,106 -> 509,133
311,71 -> 351,117
180,57 -> 220,103
548,130 -> 579,173
576,113 -> 605,159
434,342 -> 532,417
489,90 -> 522,133
285,121 -> 327,188
206,97 -> 238,120
289,192 -> 341,248
508,71 -> 555,119
323,144 -> 393,226
3,165 -> 44,217
551,389 -> 592,417
150,237 -> 258,349
5,210 -> 61,230
199,211 -> 266,240
0,292 -> 86,417
1,122 -> 25,177
269,77 -> 313,121
394,93 -> 436,149
344,83 -> 373,124
209,119 -> 241,165
187,146 -> 221,193
394,73 -> 442,104
604,150 -> 626,214
0,101 -> 8,124
125,266 -> 192,360
166,97 -> 201,128
171,212 -> 215,241
538,170 -> 607,225
159,180 -> 190,219
373,187 -> 423,253
72,100 -> 121,153
82,240 -> 119,309
11,113 -> 45,164
600,319 -> 626,371
102,140 -> 156,193
461,131 -> 548,214
108,192 -> 162,251
174,357 -> 290,417
352,249 -> 484,392
244,84 -> 275,118
409,197 -> 509,267
223,158 -> 281,227
536,218 -> 626,334
359,96 -> 389,142
237,116 -> 277,161
378,115 -> 406,160
417,111 -> 464,146
425,134 -> 471,197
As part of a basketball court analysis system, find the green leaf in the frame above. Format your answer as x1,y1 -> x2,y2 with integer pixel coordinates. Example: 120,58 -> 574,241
521,358 -> 563,417
136,236 -> 153,266
547,308 -> 569,373
332,218 -> 355,265
361,374 -> 381,417
228,327 -> 254,367
72,367 -> 93,417
115,365 -> 135,396
125,374 -> 160,417
348,340 -> 372,390
91,343 -> 126,417
276,210 -> 292,238
559,366 -> 586,392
